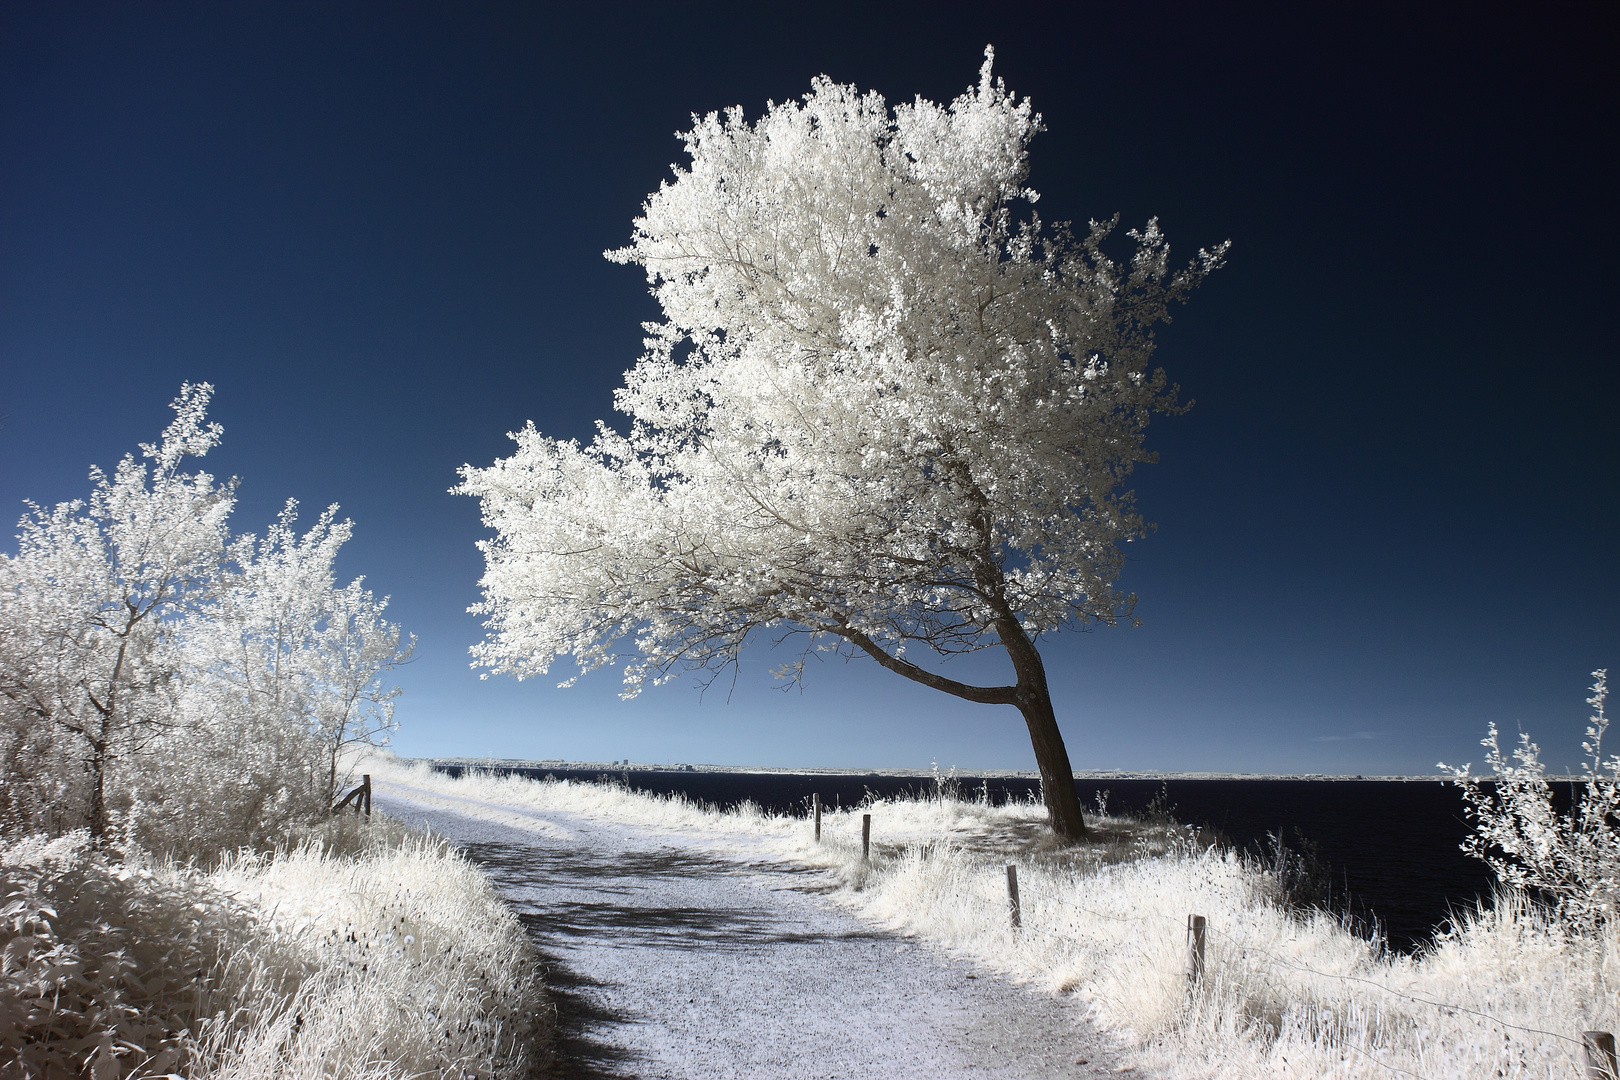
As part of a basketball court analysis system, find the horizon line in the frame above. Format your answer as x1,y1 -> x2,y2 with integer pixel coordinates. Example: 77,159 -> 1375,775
410,755 -> 1486,783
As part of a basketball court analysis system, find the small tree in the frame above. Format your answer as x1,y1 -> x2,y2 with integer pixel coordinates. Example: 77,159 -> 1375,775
1,386 -> 414,852
458,50 -> 1224,840
176,499 -> 413,832
307,576 -> 413,805
0,385 -> 233,838
177,501 -> 343,830
1442,670 -> 1619,930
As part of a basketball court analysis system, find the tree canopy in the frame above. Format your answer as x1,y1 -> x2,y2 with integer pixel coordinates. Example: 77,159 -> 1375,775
458,50 -> 1224,838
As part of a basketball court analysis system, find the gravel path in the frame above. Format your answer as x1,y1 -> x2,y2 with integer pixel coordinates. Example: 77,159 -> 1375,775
376,780 -> 1144,1080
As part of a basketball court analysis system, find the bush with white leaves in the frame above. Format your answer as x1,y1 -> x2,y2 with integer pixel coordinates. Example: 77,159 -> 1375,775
0,384 -> 413,854
1443,669 -> 1618,930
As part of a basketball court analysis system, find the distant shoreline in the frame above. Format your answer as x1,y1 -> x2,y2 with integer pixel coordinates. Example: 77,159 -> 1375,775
417,756 -> 1451,783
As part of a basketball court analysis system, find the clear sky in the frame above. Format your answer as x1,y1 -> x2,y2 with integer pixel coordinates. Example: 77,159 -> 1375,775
2,2 -> 1615,776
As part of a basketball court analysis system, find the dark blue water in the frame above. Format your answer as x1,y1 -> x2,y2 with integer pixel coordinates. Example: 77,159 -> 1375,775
434,765 -> 1503,954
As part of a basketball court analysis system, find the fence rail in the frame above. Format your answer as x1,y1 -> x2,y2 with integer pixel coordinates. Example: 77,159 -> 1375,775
332,773 -> 371,817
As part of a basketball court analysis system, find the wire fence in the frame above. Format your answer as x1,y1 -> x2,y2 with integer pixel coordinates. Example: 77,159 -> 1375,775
1200,922 -> 1591,1079
987,866 -> 1614,1080
800,803 -> 1614,1078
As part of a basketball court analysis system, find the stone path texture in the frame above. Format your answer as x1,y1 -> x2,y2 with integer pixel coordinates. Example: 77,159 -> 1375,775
376,779 -> 1148,1079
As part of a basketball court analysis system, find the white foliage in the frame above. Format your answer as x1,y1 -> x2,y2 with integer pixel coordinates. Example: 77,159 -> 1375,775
181,499 -> 414,806
0,385 -> 412,852
195,829 -> 543,1079
457,50 -> 1227,699
1442,669 -> 1619,929
0,823 -> 544,1079
0,384 -> 234,837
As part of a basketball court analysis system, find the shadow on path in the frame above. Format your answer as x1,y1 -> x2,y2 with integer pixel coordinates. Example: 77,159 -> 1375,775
464,838 -> 884,952
518,916 -> 639,1080
463,835 -> 896,1077
379,792 -> 1131,1080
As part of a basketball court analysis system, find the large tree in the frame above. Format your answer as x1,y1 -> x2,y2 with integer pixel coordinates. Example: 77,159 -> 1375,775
458,50 -> 1224,840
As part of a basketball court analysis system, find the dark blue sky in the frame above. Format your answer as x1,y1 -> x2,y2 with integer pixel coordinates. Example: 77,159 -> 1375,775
3,2 -> 1614,775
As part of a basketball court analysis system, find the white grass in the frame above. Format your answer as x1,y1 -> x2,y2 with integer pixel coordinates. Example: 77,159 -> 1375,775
370,754 -> 1620,1080
197,827 -> 545,1079
0,819 -> 545,1079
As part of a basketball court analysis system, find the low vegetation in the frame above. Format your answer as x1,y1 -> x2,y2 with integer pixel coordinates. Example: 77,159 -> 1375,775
372,674 -> 1619,1080
1,819 -> 547,1078
0,391 -> 549,1077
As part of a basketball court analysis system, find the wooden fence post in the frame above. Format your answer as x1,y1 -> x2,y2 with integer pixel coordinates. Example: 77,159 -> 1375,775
813,793 -> 821,843
1585,1031 -> 1619,1080
1006,865 -> 1022,929
862,813 -> 871,861
1187,914 -> 1207,986
331,775 -> 373,817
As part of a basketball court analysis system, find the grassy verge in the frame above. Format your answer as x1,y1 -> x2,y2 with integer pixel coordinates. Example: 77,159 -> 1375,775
0,816 -> 548,1079
371,754 -> 1617,1079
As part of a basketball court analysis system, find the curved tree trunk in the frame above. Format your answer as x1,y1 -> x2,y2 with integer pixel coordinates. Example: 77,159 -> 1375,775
999,618 -> 1088,841
839,614 -> 1089,842
1014,686 -> 1087,841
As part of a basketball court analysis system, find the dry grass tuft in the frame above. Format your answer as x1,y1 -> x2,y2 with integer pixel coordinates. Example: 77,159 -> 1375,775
1,818 -> 548,1079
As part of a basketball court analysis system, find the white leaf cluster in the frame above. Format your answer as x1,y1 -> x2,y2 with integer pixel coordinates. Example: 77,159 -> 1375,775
1442,670 -> 1620,930
459,50 -> 1227,698
0,385 -> 414,854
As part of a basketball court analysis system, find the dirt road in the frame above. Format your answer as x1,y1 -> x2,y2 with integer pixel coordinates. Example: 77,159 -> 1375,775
376,779 -> 1143,1079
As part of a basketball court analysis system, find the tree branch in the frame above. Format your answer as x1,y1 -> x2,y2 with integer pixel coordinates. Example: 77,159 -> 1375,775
837,625 -> 1017,706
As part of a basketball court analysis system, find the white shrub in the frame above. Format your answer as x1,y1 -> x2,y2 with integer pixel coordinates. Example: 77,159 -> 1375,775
0,385 -> 412,856
1443,669 -> 1618,930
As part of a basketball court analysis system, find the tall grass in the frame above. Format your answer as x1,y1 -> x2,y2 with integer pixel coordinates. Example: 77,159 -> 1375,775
371,754 -> 1619,1079
0,817 -> 547,1079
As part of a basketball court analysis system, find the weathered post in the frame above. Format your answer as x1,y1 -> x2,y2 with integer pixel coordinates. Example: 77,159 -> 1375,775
862,813 -> 871,861
813,793 -> 822,843
1006,865 -> 1022,929
1186,914 -> 1207,986
331,775 -> 372,817
1584,1031 -> 1619,1080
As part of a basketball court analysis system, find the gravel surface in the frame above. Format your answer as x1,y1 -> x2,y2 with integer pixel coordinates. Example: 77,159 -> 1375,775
376,780 -> 1146,1080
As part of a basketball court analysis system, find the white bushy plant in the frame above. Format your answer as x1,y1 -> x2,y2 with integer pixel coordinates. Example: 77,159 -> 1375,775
198,498 -> 412,808
0,385 -> 412,855
1443,669 -> 1617,929
0,831 -> 270,1078
0,824 -> 546,1079
0,385 -> 233,839
140,502 -> 415,859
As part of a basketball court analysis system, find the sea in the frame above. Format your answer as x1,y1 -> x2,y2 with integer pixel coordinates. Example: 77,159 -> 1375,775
431,763 -> 1516,954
